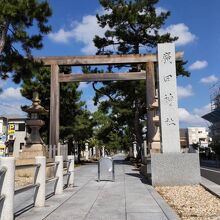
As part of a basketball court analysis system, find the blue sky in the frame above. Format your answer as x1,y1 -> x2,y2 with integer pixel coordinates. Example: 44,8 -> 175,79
0,0 -> 220,128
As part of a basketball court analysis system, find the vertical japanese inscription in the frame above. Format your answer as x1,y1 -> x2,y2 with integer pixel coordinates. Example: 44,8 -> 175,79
157,43 -> 180,153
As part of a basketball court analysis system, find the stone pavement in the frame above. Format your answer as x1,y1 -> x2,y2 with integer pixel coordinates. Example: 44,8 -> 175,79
17,155 -> 179,220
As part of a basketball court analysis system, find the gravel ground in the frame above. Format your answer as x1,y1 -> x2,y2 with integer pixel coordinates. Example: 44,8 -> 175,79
15,176 -> 33,188
156,185 -> 220,220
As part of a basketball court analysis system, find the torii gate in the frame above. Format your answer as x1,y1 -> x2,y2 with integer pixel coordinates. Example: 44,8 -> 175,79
35,43 -> 183,157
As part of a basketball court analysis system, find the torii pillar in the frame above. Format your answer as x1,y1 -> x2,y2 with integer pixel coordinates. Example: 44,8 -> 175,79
49,64 -> 60,156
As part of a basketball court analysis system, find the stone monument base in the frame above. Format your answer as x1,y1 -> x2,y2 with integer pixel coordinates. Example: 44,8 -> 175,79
16,144 -> 46,164
16,144 -> 54,179
151,153 -> 201,186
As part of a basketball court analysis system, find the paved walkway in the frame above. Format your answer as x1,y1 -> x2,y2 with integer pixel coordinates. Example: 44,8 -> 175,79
17,155 -> 179,220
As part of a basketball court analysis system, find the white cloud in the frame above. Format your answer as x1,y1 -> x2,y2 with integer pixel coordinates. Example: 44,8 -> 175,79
86,99 -> 98,113
85,96 -> 109,113
0,87 -> 23,100
0,80 -> 6,89
177,84 -> 194,99
189,60 -> 208,71
78,82 -> 89,90
0,102 -> 25,116
48,29 -> 73,43
178,107 -> 208,127
160,23 -> 196,46
72,15 -> 107,54
49,10 -> 196,53
200,74 -> 219,84
156,7 -> 167,15
193,103 -> 211,116
48,11 -> 108,55
0,87 -> 31,116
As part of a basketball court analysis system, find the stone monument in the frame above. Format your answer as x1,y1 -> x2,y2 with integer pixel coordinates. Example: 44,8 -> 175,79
150,43 -> 200,186
84,142 -> 89,161
93,146 -> 96,158
133,141 -> 137,158
17,92 -> 48,165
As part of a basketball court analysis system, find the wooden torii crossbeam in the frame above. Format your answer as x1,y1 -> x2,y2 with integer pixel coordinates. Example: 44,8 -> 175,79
35,52 -> 183,153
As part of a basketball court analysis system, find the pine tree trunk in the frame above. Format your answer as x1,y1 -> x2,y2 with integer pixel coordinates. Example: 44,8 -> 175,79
0,22 -> 9,54
67,137 -> 74,155
134,99 -> 143,159
78,144 -> 81,163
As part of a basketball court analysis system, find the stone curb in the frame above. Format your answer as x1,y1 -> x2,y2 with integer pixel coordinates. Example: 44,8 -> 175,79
200,177 -> 220,199
146,185 -> 181,220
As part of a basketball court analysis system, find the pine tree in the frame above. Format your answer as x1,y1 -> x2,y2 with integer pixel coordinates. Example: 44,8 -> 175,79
92,0 -> 190,156
0,0 -> 52,83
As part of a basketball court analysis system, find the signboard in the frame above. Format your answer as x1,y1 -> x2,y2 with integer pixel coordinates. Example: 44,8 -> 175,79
0,141 -> 6,157
8,124 -> 15,134
157,43 -> 180,153
98,157 -> 115,182
0,135 -> 6,142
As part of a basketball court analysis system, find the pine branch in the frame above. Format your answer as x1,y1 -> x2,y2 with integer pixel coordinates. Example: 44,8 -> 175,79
92,82 -> 114,102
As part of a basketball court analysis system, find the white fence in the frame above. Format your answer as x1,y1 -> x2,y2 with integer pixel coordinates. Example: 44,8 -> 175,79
0,155 -> 74,220
60,144 -> 68,161
47,143 -> 68,160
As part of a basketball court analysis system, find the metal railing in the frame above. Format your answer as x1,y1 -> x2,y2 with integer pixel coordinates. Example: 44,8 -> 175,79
0,195 -> 5,203
0,167 -> 7,177
63,159 -> 72,188
0,167 -> 7,205
15,163 -> 41,197
0,155 -> 75,220
46,161 -> 59,184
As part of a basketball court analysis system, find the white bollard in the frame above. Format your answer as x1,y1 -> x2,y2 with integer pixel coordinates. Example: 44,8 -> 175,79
55,156 -> 63,195
34,156 -> 46,207
133,142 -> 137,158
57,142 -> 61,156
143,140 -> 147,156
0,157 -> 15,220
93,147 -> 96,158
102,146 -> 104,157
89,148 -> 92,158
67,155 -> 74,187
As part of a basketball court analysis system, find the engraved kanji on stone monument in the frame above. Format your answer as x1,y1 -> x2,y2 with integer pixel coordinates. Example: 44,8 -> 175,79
164,93 -> 174,106
157,43 -> 180,153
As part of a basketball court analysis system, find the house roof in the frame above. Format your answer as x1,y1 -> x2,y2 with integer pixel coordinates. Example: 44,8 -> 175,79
202,109 -> 220,123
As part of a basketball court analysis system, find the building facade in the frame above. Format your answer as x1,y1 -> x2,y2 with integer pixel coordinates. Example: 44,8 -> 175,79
188,127 -> 209,147
0,117 -> 8,156
0,116 -> 27,157
202,85 -> 220,144
7,118 -> 27,157
179,127 -> 209,153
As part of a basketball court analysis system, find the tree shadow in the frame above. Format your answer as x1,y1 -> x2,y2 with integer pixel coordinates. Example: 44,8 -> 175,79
125,172 -> 152,185
113,160 -> 130,165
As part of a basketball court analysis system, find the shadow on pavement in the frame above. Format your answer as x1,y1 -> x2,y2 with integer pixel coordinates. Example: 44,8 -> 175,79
125,172 -> 152,185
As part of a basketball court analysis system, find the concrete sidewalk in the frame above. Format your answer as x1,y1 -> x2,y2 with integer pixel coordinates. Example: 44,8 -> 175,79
17,156 -> 179,220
